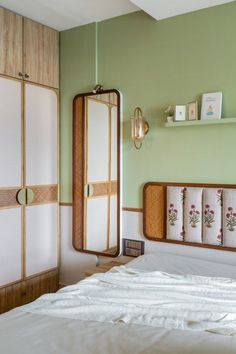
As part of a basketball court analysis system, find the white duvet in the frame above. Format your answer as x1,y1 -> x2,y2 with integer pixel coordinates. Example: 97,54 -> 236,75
20,266 -> 236,336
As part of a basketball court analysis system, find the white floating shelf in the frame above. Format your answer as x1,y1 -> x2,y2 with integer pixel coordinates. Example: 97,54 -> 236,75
165,118 -> 236,128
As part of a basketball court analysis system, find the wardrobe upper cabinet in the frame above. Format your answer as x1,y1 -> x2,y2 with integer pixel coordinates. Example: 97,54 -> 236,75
0,8 -> 23,79
24,19 -> 59,88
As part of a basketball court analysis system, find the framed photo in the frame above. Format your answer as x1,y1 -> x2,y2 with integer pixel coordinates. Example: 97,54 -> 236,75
200,92 -> 222,120
174,105 -> 186,121
187,101 -> 198,121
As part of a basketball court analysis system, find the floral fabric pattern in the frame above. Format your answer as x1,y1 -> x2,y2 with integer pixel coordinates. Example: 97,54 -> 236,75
184,188 -> 202,243
189,205 -> 200,228
223,189 -> 236,247
166,187 -> 236,248
202,188 -> 222,246
166,187 -> 184,241
225,207 -> 236,232
203,204 -> 215,228
168,204 -> 178,226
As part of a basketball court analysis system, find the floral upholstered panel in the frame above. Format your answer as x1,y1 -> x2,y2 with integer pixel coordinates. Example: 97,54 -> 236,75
166,187 -> 185,241
184,187 -> 203,243
202,188 -> 223,246
223,189 -> 236,247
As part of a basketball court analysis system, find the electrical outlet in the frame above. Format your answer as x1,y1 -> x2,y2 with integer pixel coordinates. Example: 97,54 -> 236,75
123,238 -> 145,257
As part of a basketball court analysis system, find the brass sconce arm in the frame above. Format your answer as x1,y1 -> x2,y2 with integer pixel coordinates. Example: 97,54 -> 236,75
131,107 -> 149,150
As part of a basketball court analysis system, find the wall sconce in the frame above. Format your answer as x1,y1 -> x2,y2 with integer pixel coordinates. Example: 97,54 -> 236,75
131,107 -> 149,150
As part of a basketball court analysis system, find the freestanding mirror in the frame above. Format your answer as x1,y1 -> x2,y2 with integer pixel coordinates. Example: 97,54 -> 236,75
73,90 -> 121,257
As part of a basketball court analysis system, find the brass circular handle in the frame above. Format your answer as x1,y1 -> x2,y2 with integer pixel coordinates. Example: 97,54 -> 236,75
26,188 -> 34,205
17,188 -> 27,205
24,73 -> 30,79
16,188 -> 34,206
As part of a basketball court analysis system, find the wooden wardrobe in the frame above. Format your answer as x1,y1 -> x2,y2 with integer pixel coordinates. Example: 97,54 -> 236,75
0,7 -> 59,314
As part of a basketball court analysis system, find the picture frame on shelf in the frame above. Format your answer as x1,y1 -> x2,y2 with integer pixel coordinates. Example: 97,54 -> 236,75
200,92 -> 222,120
174,105 -> 186,121
187,101 -> 198,121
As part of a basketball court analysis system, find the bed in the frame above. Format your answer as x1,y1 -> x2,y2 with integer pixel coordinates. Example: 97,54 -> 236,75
0,252 -> 236,354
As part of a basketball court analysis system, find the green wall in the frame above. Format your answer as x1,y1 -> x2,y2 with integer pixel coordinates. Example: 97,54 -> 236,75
60,2 -> 236,208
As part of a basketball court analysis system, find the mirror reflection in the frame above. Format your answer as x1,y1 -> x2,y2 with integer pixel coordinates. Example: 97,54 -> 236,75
73,90 -> 120,257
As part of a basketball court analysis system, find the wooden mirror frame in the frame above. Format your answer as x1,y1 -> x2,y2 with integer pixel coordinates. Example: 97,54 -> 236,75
72,89 -> 121,257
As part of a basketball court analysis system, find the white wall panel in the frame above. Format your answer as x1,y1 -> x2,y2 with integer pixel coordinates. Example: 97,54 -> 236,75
0,208 -> 22,286
87,99 -> 109,182
0,77 -> 21,187
25,204 -> 58,276
25,84 -> 58,185
86,197 -> 108,252
60,206 -> 97,285
109,195 -> 117,248
111,106 -> 117,181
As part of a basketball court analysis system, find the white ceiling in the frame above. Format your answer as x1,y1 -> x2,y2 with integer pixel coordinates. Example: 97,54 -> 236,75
0,0 -> 138,30
130,0 -> 235,20
0,0 -> 234,31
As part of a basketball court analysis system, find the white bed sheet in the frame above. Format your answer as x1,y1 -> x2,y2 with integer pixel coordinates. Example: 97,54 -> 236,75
1,252 -> 236,354
126,252 -> 236,279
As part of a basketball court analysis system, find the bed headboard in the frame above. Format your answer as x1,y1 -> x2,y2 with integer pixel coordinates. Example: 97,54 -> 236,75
143,182 -> 236,252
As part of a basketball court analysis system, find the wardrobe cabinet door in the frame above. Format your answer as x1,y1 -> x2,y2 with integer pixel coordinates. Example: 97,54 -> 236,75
25,204 -> 58,277
0,208 -> 22,286
24,18 -> 59,88
0,8 -> 23,79
0,77 -> 22,187
25,83 -> 58,277
25,84 -> 58,186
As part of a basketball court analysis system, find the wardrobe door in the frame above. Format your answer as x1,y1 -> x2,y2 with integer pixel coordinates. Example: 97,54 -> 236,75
0,8 -> 23,79
23,18 -> 59,88
0,209 -> 22,286
25,204 -> 58,276
0,77 -> 22,286
24,83 -> 58,277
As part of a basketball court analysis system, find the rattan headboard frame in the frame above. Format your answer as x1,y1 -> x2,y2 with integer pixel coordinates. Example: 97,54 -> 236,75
143,182 -> 236,252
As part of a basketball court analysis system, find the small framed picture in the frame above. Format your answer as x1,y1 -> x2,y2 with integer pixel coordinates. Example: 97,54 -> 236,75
174,105 -> 186,121
200,92 -> 222,120
187,101 -> 198,121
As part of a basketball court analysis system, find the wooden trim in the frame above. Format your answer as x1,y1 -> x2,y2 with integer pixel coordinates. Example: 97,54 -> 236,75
106,105 -> 112,250
0,267 -> 58,290
72,90 -> 121,257
84,96 -> 88,249
122,207 -> 143,212
22,80 -> 25,279
60,202 -> 72,207
0,268 -> 59,314
72,96 -> 85,252
143,181 -> 236,252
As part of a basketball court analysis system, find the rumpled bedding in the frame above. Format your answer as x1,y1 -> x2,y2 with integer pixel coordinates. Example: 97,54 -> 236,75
19,266 -> 236,336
